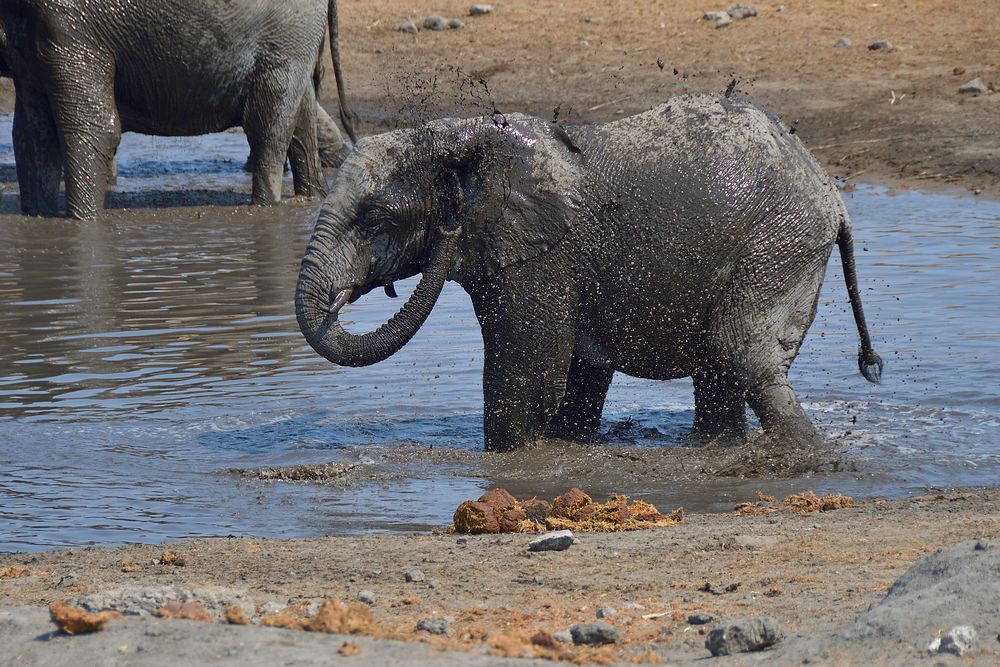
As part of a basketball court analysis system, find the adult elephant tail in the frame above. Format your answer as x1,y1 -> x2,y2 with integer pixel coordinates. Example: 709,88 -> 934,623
328,0 -> 357,143
837,217 -> 884,383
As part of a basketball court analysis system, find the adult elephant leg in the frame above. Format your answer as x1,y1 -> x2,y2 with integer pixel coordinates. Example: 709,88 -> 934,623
544,354 -> 613,441
49,63 -> 120,219
471,271 -> 578,453
316,103 -> 350,168
12,88 -> 61,216
692,364 -> 747,439
244,71 -> 308,205
287,86 -> 326,198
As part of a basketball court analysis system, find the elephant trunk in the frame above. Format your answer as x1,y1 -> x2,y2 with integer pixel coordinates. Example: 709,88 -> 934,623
295,210 -> 459,367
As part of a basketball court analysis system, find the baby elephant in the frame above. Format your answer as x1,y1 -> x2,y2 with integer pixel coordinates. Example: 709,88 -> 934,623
296,93 -> 883,452
1,0 -> 354,219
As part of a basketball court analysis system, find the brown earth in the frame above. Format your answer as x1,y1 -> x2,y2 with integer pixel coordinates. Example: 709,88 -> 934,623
2,491 -> 998,664
1,0 -> 997,196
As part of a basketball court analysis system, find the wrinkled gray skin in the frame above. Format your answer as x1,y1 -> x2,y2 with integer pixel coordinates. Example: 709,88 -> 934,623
0,0 -> 355,220
296,93 -> 883,453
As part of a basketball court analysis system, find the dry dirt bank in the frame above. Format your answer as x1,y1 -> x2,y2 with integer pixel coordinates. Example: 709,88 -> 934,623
2,491 -> 998,664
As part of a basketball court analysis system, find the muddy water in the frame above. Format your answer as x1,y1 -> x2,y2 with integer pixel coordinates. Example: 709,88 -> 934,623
1,119 -> 998,550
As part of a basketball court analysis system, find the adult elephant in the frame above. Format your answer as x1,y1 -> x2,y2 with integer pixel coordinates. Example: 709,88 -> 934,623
295,93 -> 884,453
0,0 -> 355,219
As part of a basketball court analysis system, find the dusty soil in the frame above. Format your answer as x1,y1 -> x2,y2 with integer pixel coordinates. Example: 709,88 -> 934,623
1,0 -> 997,196
2,491 -> 999,664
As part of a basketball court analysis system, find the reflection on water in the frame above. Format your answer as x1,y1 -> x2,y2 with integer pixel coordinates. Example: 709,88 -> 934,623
1,117 -> 999,550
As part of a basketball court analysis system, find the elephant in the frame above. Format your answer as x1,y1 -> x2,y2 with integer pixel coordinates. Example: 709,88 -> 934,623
0,0 -> 355,220
295,92 -> 884,453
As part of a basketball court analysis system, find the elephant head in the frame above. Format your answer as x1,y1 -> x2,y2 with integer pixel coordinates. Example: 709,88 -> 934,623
295,113 -> 584,367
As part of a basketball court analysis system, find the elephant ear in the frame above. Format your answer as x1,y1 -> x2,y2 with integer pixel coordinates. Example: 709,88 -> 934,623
433,115 -> 584,280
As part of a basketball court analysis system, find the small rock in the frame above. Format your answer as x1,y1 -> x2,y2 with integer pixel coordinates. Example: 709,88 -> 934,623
469,4 -> 493,16
356,590 -> 375,605
260,601 -> 286,615
553,629 -> 573,644
395,18 -> 418,33
834,37 -> 852,48
56,574 -> 78,589
596,606 -> 617,619
706,617 -> 784,656
953,66 -> 966,76
423,15 -> 448,31
776,4 -> 785,11
570,622 -> 620,646
528,530 -> 575,552
624,602 -> 646,611
868,40 -> 892,51
532,575 -> 545,585
404,570 -> 425,583
959,78 -> 987,94
728,4 -> 758,19
716,14 -> 732,28
448,18 -> 466,29
456,537 -> 468,545
703,11 -> 729,21
929,626 -> 977,656
688,612 -> 716,625
416,617 -> 450,636
427,580 -> 440,589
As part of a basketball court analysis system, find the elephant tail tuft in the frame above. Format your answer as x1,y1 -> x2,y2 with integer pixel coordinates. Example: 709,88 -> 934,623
837,217 -> 883,385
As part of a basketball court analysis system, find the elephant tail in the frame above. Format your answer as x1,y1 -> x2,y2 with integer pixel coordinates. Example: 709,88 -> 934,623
837,217 -> 884,383
328,0 -> 357,143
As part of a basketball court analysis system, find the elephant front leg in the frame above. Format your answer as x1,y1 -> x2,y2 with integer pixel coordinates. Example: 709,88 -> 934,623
544,354 -> 614,442
287,86 -> 326,199
12,89 -> 61,216
473,280 -> 577,453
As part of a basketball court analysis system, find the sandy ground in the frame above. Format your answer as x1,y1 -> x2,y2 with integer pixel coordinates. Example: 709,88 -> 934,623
1,1 -> 997,196
3,491 -> 999,664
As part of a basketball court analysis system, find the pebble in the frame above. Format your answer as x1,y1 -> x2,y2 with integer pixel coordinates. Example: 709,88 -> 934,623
705,617 -> 784,656
553,629 -> 573,643
868,40 -> 892,51
528,530 -> 576,552
448,18 -> 466,29
404,570 -> 425,583
596,606 -> 617,619
624,602 -> 646,611
395,18 -> 418,33
570,622 -> 621,646
928,626 -> 977,655
835,37 -> 852,48
456,537 -> 468,545
423,15 -> 448,31
716,14 -> 732,28
416,617 -> 450,636
356,590 -> 375,605
959,78 -> 987,94
728,4 -> 758,19
688,612 -> 716,625
703,11 -> 728,21
469,4 -> 493,16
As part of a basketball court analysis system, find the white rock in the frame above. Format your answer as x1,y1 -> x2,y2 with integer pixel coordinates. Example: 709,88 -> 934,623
395,18 -> 418,33
423,15 -> 448,31
959,78 -> 987,94
528,530 -> 575,552
469,4 -> 493,16
835,37 -> 852,48
728,4 -> 758,19
929,626 -> 977,655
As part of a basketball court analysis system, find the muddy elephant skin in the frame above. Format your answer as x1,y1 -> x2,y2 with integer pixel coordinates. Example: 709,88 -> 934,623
1,0 -> 354,219
295,93 -> 883,452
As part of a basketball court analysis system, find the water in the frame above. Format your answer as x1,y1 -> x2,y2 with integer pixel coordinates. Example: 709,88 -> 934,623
1,118 -> 998,551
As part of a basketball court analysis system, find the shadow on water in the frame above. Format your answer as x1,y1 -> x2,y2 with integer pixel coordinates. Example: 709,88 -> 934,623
1,114 -> 999,550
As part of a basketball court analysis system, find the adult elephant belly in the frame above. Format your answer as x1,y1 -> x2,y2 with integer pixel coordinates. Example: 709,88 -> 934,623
577,268 -> 716,381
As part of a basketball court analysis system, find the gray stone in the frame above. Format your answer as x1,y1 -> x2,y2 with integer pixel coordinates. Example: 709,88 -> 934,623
395,18 -> 418,34
528,530 -> 575,552
416,617 -> 450,636
596,606 -> 617,619
728,4 -> 758,19
423,15 -> 448,31
705,617 -> 784,656
688,612 -> 716,625
716,14 -> 732,28
624,602 -> 646,611
835,37 -> 852,48
448,18 -> 466,29
469,4 -> 493,16
868,40 -> 892,50
357,590 -> 375,605
553,629 -> 573,643
404,570 -> 426,582
928,626 -> 977,655
570,622 -> 620,646
56,574 -> 78,588
456,537 -> 468,545
959,78 -> 987,94
77,585 -> 255,620
703,11 -> 729,21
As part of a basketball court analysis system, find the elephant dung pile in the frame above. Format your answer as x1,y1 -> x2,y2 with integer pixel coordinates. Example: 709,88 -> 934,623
451,487 -> 683,534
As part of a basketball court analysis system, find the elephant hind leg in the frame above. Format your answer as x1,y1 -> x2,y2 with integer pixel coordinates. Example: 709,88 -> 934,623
12,88 -> 62,216
692,365 -> 747,439
706,257 -> 827,444
544,355 -> 614,442
287,86 -> 326,199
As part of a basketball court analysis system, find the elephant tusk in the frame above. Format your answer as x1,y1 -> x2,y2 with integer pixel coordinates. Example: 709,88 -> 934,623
328,288 -> 352,317
384,282 -> 398,298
